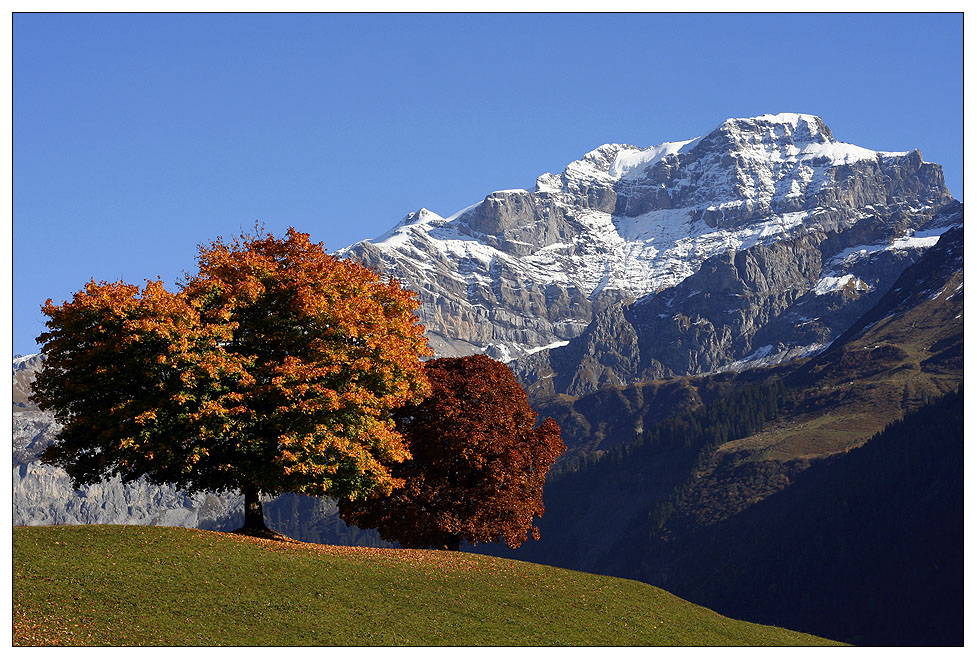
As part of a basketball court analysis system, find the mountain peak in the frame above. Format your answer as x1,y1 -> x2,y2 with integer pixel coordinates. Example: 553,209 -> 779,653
715,113 -> 834,142
538,113 -> 877,195
371,207 -> 445,243
684,112 -> 917,173
698,113 -> 836,157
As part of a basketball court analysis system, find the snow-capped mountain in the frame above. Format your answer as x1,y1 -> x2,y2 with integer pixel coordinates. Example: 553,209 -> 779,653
342,113 -> 955,372
12,112 -> 962,530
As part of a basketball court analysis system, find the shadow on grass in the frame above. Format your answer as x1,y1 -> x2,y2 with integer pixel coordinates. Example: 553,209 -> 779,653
230,526 -> 298,543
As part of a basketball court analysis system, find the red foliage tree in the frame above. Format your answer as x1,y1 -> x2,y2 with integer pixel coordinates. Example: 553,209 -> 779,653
339,354 -> 565,550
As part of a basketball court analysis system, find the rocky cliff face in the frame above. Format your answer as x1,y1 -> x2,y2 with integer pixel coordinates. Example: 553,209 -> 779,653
516,202 -> 962,396
342,114 -> 956,379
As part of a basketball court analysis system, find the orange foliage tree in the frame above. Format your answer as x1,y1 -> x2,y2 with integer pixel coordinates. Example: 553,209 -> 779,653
32,227 -> 431,532
339,354 -> 565,550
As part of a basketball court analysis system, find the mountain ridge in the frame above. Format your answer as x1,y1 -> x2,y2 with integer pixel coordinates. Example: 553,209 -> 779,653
341,113 -> 954,371
517,200 -> 961,395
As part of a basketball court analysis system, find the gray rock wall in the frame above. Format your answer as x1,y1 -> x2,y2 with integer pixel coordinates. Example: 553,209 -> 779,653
343,115 -> 956,367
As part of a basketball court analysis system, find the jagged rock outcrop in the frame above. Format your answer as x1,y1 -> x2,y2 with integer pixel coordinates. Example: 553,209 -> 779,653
342,113 -> 957,377
516,201 -> 961,396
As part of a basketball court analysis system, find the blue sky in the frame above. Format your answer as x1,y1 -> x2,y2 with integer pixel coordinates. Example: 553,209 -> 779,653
12,12 -> 963,355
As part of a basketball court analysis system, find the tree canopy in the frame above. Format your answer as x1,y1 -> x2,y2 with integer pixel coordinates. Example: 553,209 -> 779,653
339,354 -> 565,550
32,227 -> 431,530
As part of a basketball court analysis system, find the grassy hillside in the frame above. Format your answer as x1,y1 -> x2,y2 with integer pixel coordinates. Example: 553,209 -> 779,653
13,525 -> 838,646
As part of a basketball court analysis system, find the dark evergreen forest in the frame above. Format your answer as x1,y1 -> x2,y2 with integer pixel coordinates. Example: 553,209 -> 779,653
655,386 -> 963,646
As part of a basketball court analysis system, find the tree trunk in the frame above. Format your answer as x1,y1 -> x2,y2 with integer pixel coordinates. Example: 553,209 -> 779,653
442,534 -> 463,552
242,485 -> 269,532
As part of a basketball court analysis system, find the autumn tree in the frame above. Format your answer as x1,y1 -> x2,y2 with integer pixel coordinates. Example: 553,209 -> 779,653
339,354 -> 565,551
32,227 -> 431,533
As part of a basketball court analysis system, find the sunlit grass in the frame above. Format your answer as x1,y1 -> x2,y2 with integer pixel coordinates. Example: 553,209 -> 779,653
14,525 -> 839,646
